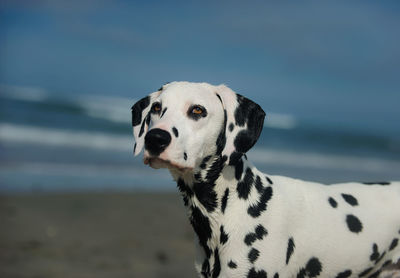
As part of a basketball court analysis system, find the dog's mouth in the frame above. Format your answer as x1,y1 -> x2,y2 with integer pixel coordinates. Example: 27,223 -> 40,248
144,157 -> 192,172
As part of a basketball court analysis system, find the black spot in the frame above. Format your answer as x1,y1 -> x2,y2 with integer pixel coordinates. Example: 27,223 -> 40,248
172,126 -> 179,137
237,168 -> 254,200
255,225 -> 268,239
133,143 -> 136,153
181,196 -> 189,207
328,197 -> 338,208
190,206 -> 212,258
247,267 -> 267,278
248,248 -> 260,263
248,186 -> 273,218
244,232 -> 257,246
160,107 -> 168,118
220,226 -> 228,245
183,152 -> 187,160
265,176 -> 273,184
369,243 -> 386,265
193,156 -> 227,213
228,260 -> 237,269
370,243 -> 380,262
389,238 -> 398,251
194,173 -> 202,181
177,179 -> 193,197
346,214 -> 363,233
297,268 -> 306,278
205,155 -> 227,183
234,158 -> 244,180
368,270 -> 381,278
229,151 -> 243,166
234,94 -> 264,126
200,155 -> 212,169
376,251 -> 386,265
254,176 -> 264,193
221,188 -> 229,214
359,267 -> 373,277
382,260 -> 392,268
201,259 -> 210,278
341,193 -> 358,206
297,257 -> 322,278
229,123 -> 235,132
212,248 -> 221,278
305,257 -> 322,277
193,181 -> 218,212
216,93 -> 223,104
131,96 -> 150,126
335,270 -> 352,278
177,178 -> 193,206
363,182 -> 390,185
216,109 -> 227,155
274,273 -> 279,278
234,95 -> 249,126
286,237 -> 295,264
138,113 -> 150,137
234,130 -> 256,154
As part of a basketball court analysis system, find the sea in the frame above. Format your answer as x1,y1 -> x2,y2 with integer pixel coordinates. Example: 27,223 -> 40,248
1,86 -> 400,193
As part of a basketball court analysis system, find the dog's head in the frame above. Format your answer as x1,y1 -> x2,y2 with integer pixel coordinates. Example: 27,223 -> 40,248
132,81 -> 265,173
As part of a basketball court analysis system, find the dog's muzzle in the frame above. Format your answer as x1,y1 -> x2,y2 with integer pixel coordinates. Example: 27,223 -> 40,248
144,128 -> 171,156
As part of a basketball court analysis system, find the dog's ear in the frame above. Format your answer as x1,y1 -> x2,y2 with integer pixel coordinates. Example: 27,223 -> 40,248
215,85 -> 266,165
131,91 -> 161,155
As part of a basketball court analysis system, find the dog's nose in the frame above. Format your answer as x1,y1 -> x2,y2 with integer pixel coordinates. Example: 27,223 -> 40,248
145,128 -> 171,156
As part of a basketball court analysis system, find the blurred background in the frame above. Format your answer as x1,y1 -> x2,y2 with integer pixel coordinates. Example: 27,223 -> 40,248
1,1 -> 400,277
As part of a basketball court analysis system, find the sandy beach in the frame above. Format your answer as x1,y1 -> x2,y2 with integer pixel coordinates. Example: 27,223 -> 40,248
0,192 -> 197,278
1,192 -> 399,278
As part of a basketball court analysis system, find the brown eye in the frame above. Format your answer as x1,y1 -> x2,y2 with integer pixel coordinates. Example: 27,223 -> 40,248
187,105 -> 207,120
151,103 -> 161,113
192,106 -> 203,114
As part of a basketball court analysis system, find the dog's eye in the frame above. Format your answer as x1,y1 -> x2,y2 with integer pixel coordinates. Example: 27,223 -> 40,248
188,105 -> 207,120
192,106 -> 203,114
151,103 -> 162,114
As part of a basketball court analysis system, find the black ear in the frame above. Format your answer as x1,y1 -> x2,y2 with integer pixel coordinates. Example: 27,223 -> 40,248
132,91 -> 161,155
233,94 -> 266,153
216,85 -> 265,165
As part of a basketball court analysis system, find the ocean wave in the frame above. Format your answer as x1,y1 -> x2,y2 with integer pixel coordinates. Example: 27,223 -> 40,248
265,112 -> 297,129
0,84 -> 135,124
0,123 -> 133,151
248,148 -> 400,173
1,123 -> 399,173
0,84 -> 48,102
77,95 -> 135,124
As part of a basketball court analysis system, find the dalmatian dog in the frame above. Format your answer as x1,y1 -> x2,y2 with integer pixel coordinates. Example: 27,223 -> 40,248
131,81 -> 400,278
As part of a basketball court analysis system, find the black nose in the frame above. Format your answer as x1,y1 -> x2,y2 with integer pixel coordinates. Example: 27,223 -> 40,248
145,128 -> 171,156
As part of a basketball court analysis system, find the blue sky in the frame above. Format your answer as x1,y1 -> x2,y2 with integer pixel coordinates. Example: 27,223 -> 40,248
1,1 -> 399,134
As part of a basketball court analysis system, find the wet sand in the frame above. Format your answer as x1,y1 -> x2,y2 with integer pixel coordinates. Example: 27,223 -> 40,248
0,192 -> 196,278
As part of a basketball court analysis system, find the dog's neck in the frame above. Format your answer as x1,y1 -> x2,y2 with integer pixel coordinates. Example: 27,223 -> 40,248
169,154 -> 263,277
